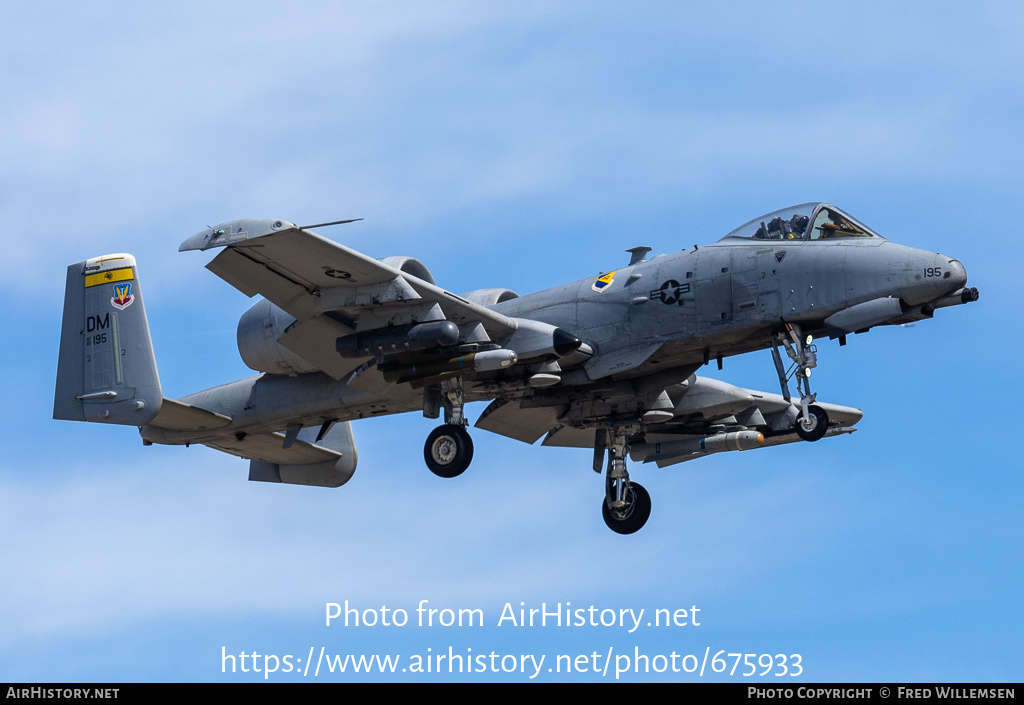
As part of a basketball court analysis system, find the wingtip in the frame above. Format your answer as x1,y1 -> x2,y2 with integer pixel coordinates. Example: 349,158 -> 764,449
179,218 -> 297,252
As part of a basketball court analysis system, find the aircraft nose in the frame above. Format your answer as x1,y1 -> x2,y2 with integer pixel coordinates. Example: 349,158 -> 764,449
945,258 -> 968,290
902,252 -> 970,306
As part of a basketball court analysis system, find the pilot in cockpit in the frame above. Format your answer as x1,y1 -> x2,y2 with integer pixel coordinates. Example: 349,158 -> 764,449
789,214 -> 809,238
754,214 -> 810,240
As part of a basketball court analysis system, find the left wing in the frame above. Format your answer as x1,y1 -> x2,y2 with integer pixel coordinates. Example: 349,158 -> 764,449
476,374 -> 862,466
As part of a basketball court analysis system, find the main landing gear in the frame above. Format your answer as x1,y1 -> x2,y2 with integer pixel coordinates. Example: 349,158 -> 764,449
423,378 -> 474,478
596,427 -> 651,534
771,321 -> 829,442
602,479 -> 652,535
420,379 -> 654,534
424,424 -> 474,478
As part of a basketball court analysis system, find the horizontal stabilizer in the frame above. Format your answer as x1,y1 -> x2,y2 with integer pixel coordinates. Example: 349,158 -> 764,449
211,423 -> 357,488
147,398 -> 232,431
206,432 -> 342,466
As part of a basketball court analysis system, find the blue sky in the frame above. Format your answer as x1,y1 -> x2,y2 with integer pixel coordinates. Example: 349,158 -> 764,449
1,1 -> 1020,682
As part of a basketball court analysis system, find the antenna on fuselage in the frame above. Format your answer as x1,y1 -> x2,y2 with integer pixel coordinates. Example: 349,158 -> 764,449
626,247 -> 652,266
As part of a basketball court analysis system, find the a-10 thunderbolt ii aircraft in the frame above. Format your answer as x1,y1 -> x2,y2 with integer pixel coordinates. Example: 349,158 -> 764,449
54,203 -> 978,533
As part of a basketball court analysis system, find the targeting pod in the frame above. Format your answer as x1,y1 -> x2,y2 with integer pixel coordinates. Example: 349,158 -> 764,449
629,430 -> 764,463
336,321 -> 461,358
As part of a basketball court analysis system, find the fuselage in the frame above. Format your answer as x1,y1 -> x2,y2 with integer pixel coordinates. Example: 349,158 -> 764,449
493,203 -> 968,375
143,202 -> 972,444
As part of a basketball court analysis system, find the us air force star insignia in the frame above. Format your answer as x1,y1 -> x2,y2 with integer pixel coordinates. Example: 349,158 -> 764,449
591,271 -> 615,293
650,279 -> 691,305
322,266 -> 354,281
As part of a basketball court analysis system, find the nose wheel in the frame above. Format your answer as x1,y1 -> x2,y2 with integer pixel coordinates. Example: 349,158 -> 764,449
771,321 -> 831,441
602,480 -> 652,535
795,404 -> 829,442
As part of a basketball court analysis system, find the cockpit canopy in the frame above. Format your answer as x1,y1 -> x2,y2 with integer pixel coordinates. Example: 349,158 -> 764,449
721,203 -> 882,241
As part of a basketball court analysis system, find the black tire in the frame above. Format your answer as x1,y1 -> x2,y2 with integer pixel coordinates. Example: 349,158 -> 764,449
795,405 -> 829,442
424,424 -> 474,478
602,482 -> 652,535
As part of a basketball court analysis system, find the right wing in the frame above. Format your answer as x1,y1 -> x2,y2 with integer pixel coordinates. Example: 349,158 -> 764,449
180,218 -> 519,379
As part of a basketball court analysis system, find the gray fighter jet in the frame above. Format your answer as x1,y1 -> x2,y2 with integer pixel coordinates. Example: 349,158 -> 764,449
54,203 -> 978,533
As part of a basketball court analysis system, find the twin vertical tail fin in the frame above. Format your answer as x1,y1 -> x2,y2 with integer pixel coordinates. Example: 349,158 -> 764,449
54,254 -> 163,425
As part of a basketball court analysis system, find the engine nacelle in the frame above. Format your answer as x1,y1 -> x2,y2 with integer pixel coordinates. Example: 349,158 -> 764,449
460,288 -> 520,307
377,256 -> 435,284
238,257 -> 439,374
237,299 -> 318,375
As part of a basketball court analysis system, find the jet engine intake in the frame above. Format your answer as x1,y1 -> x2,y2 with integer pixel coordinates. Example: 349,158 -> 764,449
460,288 -> 521,306
376,256 -> 435,284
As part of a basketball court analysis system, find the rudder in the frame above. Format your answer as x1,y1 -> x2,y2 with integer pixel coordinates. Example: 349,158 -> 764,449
54,253 -> 163,425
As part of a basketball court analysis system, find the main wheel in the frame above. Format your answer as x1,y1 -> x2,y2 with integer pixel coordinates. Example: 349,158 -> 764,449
424,424 -> 474,478
602,482 -> 652,535
795,405 -> 829,442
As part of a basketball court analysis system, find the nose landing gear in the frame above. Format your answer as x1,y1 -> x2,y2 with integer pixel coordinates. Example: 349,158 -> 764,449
771,321 -> 830,442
